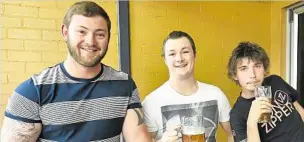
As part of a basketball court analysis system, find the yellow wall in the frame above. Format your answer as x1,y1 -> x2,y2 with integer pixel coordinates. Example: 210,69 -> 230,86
0,0 -> 298,140
129,1 -> 295,141
0,0 -> 118,126
270,1 -> 296,78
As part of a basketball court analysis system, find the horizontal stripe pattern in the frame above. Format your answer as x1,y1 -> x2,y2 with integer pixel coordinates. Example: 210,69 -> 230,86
39,134 -> 121,142
129,88 -> 140,105
91,134 -> 121,142
6,91 -> 40,120
40,97 -> 129,125
32,64 -> 128,86
95,66 -> 128,81
32,65 -> 80,85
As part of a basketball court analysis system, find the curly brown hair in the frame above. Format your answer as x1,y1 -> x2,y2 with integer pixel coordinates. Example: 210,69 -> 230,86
227,41 -> 270,84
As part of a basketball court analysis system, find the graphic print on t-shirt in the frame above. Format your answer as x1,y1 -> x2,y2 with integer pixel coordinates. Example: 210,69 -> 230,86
261,90 -> 295,133
160,100 -> 218,142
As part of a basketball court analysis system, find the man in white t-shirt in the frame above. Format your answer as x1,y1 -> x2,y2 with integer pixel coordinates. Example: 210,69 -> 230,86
142,31 -> 234,142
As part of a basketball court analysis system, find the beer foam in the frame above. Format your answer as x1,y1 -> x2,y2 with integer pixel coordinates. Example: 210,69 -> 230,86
182,126 -> 205,135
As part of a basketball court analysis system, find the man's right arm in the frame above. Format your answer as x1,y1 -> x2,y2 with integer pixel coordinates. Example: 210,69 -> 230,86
246,121 -> 260,142
246,97 -> 272,142
150,127 -> 180,142
1,117 -> 42,142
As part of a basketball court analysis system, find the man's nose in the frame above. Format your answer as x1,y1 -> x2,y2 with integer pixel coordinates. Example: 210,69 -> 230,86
249,68 -> 257,79
85,33 -> 96,46
175,53 -> 184,62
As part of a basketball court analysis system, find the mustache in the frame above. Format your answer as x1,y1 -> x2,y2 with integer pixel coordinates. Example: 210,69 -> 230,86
80,45 -> 100,50
247,80 -> 260,84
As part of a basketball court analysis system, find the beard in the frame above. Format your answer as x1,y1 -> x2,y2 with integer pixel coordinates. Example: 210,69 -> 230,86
67,38 -> 108,67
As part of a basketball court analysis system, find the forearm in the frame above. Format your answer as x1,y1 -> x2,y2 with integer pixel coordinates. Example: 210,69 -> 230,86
219,121 -> 234,142
132,132 -> 152,142
123,108 -> 152,142
294,102 -> 304,122
124,124 -> 152,142
246,122 -> 261,142
299,111 -> 304,122
228,134 -> 234,142
297,107 -> 304,122
1,117 -> 41,142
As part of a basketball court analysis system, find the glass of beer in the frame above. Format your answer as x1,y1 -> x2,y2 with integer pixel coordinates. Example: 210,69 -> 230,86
181,115 -> 205,142
254,86 -> 272,123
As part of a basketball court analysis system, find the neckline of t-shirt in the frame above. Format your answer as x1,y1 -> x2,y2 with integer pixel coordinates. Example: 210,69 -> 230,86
60,62 -> 104,82
165,81 -> 200,98
238,93 -> 255,102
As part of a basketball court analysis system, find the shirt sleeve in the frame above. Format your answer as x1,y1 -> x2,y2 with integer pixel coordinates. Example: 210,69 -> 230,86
142,96 -> 158,133
218,89 -> 231,122
273,75 -> 300,102
230,111 -> 247,142
127,76 -> 142,109
4,78 -> 41,123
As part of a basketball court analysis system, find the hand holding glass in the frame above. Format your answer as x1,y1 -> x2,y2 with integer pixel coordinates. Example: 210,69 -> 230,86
254,86 -> 272,123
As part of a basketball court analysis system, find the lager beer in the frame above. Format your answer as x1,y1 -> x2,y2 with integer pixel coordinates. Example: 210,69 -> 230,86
259,98 -> 271,123
181,116 -> 205,142
182,127 -> 205,142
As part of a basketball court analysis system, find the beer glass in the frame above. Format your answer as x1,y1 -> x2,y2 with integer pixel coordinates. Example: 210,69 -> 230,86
254,86 -> 272,123
181,115 -> 205,142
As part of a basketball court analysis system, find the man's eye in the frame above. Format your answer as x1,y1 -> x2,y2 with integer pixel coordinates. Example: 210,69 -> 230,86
78,30 -> 86,34
97,33 -> 105,37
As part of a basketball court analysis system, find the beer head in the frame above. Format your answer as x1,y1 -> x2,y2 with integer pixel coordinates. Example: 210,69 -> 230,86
182,126 -> 205,135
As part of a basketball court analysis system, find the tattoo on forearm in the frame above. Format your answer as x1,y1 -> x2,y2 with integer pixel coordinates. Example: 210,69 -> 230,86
133,108 -> 144,125
1,117 -> 41,141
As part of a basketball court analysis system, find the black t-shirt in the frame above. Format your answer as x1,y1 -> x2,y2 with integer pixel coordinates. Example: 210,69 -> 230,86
230,75 -> 304,142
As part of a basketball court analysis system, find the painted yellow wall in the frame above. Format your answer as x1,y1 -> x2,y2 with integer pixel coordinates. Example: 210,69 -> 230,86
130,1 -> 272,141
270,1 -> 296,78
130,1 -> 297,141
0,0 -> 118,126
0,0 -> 298,140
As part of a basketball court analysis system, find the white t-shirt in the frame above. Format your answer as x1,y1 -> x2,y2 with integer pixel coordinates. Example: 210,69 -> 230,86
142,81 -> 231,142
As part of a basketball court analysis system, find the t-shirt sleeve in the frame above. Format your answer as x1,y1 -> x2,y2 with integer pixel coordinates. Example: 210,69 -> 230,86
142,96 -> 158,133
4,78 -> 41,123
230,111 -> 247,142
127,76 -> 142,109
218,89 -> 231,122
273,75 -> 299,102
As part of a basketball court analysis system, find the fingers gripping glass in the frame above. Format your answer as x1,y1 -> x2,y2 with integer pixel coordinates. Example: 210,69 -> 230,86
254,86 -> 272,123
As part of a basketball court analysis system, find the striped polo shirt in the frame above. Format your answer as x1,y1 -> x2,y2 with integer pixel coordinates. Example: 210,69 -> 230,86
5,63 -> 142,142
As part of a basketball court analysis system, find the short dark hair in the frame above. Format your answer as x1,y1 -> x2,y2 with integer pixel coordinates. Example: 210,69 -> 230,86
162,31 -> 196,57
227,41 -> 270,83
63,1 -> 111,36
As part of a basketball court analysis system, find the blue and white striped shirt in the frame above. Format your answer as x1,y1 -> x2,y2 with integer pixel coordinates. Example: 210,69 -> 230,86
5,63 -> 142,142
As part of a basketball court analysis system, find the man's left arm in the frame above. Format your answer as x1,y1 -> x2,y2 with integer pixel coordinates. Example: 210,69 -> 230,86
294,101 -> 304,121
220,121 -> 234,142
122,108 -> 152,142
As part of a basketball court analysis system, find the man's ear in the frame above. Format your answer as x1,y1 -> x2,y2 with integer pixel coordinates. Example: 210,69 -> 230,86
61,24 -> 68,41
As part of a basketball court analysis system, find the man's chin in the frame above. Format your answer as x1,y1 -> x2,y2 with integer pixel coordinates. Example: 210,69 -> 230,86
78,59 -> 102,68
